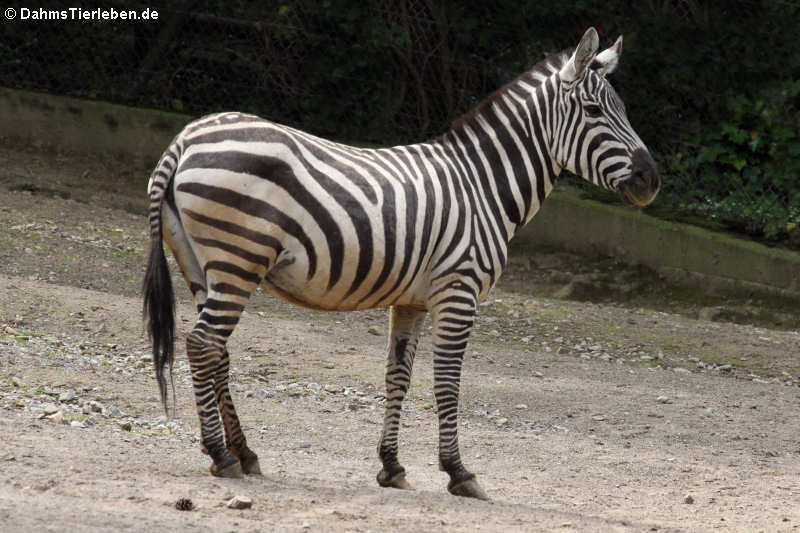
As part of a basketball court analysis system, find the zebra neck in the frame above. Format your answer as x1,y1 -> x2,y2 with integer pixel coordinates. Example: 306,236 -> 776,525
435,88 -> 558,242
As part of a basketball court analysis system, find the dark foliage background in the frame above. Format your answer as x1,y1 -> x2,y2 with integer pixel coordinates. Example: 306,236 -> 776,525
2,0 -> 799,245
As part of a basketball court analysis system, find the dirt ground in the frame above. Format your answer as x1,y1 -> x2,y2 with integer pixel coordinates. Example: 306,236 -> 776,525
1,142 -> 799,532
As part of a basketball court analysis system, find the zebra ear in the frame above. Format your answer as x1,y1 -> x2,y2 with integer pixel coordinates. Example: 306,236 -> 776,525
560,27 -> 600,83
592,36 -> 623,77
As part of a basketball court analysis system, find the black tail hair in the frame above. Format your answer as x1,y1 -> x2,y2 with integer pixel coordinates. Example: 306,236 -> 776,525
142,228 -> 175,417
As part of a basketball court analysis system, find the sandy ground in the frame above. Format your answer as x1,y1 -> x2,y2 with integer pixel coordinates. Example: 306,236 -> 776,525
1,143 -> 799,532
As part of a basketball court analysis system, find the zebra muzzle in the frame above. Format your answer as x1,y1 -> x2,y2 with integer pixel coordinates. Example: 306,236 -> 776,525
618,148 -> 660,207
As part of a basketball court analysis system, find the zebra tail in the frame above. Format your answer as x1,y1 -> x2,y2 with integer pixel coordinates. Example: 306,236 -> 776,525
142,144 -> 179,417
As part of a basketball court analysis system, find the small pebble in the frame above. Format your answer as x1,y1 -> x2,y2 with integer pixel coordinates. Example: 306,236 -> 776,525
226,495 -> 252,510
103,405 -> 123,417
59,389 -> 77,403
299,441 -> 312,449
684,494 -> 694,504
42,403 -> 61,415
656,395 -> 672,404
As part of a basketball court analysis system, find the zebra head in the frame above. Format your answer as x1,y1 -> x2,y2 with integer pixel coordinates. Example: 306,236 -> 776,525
552,28 -> 660,207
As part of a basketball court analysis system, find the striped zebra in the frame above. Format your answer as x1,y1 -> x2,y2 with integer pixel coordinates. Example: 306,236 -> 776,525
143,28 -> 659,500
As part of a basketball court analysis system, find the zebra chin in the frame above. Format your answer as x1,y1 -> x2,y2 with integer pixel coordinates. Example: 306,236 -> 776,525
617,178 -> 660,207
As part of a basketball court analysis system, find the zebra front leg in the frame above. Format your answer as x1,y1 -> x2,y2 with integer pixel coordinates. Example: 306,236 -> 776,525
186,328 -> 243,478
430,297 -> 489,500
377,306 -> 426,490
214,349 -> 261,475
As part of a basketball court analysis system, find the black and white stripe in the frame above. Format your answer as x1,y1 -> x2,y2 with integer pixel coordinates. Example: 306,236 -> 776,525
143,27 -> 659,498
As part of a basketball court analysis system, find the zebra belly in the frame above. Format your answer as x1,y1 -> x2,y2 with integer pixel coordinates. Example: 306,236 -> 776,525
260,252 -> 344,311
260,249 -> 426,312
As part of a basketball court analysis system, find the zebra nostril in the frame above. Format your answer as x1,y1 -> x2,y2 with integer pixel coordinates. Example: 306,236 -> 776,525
631,149 -> 658,181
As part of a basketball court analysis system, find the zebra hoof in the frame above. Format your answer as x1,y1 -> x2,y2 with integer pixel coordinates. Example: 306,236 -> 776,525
448,478 -> 490,500
210,458 -> 244,479
240,450 -> 262,475
377,469 -> 413,490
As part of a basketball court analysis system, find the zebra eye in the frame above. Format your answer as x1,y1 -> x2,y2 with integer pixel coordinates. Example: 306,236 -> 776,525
585,104 -> 603,118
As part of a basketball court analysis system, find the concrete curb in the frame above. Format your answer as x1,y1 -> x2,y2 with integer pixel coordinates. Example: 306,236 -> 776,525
517,190 -> 800,300
0,86 -> 190,166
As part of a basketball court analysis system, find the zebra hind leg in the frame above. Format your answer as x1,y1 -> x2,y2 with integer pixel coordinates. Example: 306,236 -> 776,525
376,306 -> 426,490
186,327 -> 243,478
163,199 -> 265,477
188,285 -> 266,478
430,297 -> 489,500
215,348 -> 261,474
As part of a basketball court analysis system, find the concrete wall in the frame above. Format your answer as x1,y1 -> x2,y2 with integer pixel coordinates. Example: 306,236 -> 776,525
518,191 -> 800,299
0,87 -> 189,166
2,86 -> 799,299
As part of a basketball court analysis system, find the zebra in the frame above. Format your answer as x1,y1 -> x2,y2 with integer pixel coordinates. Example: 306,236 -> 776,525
142,28 -> 659,500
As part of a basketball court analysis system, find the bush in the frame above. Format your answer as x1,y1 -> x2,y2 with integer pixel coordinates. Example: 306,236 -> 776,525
658,79 -> 800,241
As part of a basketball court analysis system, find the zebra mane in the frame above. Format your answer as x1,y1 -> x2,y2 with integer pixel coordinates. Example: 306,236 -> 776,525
449,47 -> 574,131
